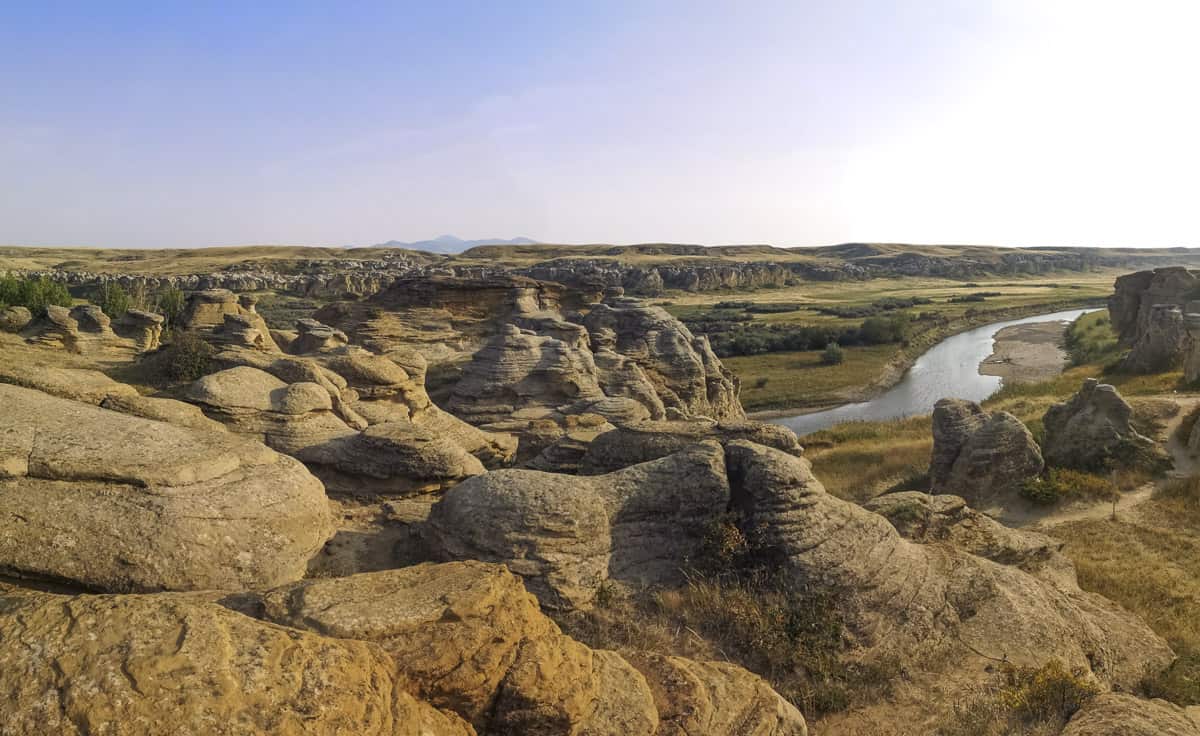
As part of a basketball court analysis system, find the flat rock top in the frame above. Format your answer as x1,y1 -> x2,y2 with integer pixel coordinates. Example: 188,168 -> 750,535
1,383 -> 274,487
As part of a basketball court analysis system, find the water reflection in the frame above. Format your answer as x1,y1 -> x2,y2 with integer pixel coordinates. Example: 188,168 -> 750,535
771,308 -> 1098,436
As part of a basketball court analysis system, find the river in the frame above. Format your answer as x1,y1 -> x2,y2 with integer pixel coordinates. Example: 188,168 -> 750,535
770,308 -> 1099,436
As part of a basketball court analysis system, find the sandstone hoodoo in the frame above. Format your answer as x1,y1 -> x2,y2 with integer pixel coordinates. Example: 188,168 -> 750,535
1109,266 -> 1199,373
583,294 -> 744,421
185,347 -> 513,497
0,383 -> 332,592
1042,378 -> 1159,470
178,288 -> 278,351
929,398 -> 1044,510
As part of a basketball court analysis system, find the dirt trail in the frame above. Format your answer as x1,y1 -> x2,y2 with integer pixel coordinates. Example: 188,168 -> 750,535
1008,394 -> 1200,531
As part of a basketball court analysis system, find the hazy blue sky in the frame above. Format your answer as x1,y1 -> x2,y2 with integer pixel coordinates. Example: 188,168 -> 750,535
3,1 -> 1198,249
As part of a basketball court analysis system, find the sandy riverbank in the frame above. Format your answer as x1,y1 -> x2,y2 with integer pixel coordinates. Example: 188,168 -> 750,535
746,301 -> 1099,419
978,320 -> 1071,385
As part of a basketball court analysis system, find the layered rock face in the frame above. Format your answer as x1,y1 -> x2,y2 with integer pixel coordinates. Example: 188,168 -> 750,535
1109,267 -> 1200,373
0,383 -> 332,592
1062,692 -> 1200,736
187,345 -> 512,496
256,562 -> 807,736
426,444 -> 730,609
178,288 -> 278,351
0,585 -> 474,736
583,295 -> 744,421
723,441 -> 1172,691
447,324 -> 607,425
0,562 -> 806,736
1042,378 -> 1157,470
929,398 -> 1044,510
314,275 -> 566,361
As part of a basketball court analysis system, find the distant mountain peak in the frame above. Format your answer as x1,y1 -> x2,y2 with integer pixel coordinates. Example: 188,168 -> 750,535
370,235 -> 538,254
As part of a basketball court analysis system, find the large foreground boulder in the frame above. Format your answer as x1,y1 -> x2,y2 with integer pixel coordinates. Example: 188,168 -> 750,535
0,585 -> 473,736
1042,378 -> 1158,470
426,444 -> 730,609
724,441 -> 1172,694
255,562 -> 807,736
0,383 -> 333,591
929,398 -> 1043,510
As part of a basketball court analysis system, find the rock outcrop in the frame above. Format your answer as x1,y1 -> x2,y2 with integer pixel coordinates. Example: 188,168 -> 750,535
929,398 -> 1044,510
1062,692 -> 1200,736
426,443 -> 730,609
1042,378 -> 1158,470
186,366 -> 357,455
255,562 -> 807,736
723,440 -> 1172,692
446,324 -> 606,425
0,383 -> 332,592
429,436 -> 1172,708
1121,303 -> 1190,373
1109,267 -> 1200,373
15,303 -> 160,356
189,350 -> 511,496
580,417 -> 803,474
0,305 -> 31,332
864,492 -> 1076,587
0,585 -> 473,736
314,275 -> 566,361
288,317 -> 349,354
583,295 -> 744,420
178,289 -> 278,351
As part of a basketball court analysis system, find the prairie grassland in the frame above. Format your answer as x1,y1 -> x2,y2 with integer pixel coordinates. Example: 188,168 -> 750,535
1052,478 -> 1200,705
725,344 -> 900,411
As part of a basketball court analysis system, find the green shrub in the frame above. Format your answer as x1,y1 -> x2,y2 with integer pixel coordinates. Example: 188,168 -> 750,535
1020,468 -> 1118,506
154,286 -> 186,328
821,341 -> 845,365
0,274 -> 73,312
159,331 -> 214,381
93,283 -> 130,318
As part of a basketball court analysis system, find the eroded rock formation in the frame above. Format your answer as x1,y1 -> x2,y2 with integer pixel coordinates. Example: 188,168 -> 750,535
723,440 -> 1172,692
0,383 -> 332,592
426,443 -> 729,609
1062,692 -> 1200,736
929,398 -> 1044,510
1109,267 -> 1200,373
583,295 -> 744,420
1042,378 -> 1158,470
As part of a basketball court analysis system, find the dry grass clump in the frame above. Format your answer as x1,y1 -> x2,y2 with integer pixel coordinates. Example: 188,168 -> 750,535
556,519 -> 900,720
804,415 -> 932,502
1020,469 -> 1119,506
937,660 -> 1100,736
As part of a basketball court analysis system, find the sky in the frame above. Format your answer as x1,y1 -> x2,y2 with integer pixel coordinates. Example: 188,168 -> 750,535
3,1 -> 1199,249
